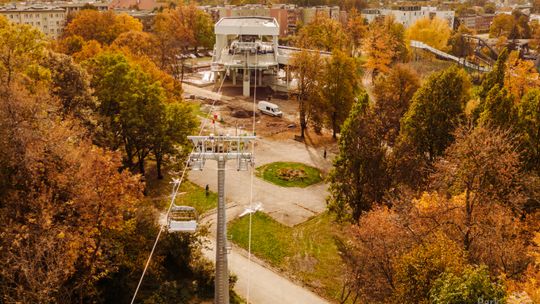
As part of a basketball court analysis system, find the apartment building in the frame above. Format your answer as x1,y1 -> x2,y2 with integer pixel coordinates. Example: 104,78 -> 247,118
362,5 -> 455,28
204,4 -> 342,37
301,5 -> 340,24
0,5 -> 66,38
456,14 -> 494,32
270,4 -> 300,37
57,1 -> 108,14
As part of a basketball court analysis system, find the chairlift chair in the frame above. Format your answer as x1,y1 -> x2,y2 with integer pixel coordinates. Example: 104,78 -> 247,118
168,205 -> 198,233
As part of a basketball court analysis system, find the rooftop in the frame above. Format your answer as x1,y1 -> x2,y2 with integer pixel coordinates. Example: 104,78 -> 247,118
215,17 -> 279,36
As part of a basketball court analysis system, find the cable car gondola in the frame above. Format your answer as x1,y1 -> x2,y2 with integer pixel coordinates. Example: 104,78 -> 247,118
167,205 -> 198,233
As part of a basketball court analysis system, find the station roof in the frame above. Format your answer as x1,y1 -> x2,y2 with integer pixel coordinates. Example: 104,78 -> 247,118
215,17 -> 279,36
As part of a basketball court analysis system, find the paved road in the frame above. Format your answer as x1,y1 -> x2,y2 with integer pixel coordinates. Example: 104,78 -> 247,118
183,83 -> 332,303
202,237 -> 329,304
184,83 -> 332,227
189,137 -> 330,226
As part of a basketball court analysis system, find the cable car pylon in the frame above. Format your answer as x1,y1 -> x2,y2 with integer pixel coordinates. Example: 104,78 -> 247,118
187,134 -> 255,304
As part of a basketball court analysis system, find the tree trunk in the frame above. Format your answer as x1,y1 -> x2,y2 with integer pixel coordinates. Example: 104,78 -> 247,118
464,187 -> 472,251
332,111 -> 337,139
138,154 -> 145,175
156,154 -> 163,180
299,98 -> 307,138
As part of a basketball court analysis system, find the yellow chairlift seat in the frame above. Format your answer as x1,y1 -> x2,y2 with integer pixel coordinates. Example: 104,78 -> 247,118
168,205 -> 198,233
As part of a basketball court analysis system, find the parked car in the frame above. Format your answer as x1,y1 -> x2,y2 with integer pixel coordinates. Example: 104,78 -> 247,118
257,101 -> 282,117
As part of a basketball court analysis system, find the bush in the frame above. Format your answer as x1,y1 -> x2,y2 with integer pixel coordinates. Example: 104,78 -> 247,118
430,265 -> 506,304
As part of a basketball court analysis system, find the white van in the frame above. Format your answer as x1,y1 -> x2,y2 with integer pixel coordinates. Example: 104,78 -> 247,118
258,101 -> 282,117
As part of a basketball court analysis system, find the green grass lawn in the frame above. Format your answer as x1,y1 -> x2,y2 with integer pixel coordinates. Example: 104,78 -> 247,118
143,162 -> 217,214
255,162 -> 322,188
228,212 -> 349,302
229,212 -> 293,264
176,180 -> 217,215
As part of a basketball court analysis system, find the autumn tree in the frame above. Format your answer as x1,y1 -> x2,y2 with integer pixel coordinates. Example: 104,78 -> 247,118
449,25 -> 474,58
111,30 -> 156,58
42,51 -> 96,130
72,39 -> 103,62
86,52 -> 195,177
504,51 -> 540,101
153,4 -> 215,80
327,92 -> 389,220
478,48 -> 508,101
289,50 -> 324,138
0,80 -> 142,302
340,125 -> 535,304
394,233 -> 467,303
295,15 -> 348,52
489,11 -> 531,39
363,16 -> 408,77
531,20 -> 540,51
64,10 -> 143,45
518,89 -> 540,173
372,64 -> 420,145
346,8 -> 367,56
339,206 -> 412,302
321,50 -> 361,138
430,125 -> 530,272
406,17 -> 452,51
489,14 -> 515,38
478,84 -> 516,129
0,18 -> 46,87
399,66 -> 470,162
430,266 -> 506,304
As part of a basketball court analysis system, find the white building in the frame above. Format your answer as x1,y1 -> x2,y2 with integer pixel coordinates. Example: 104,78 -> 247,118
362,6 -> 455,29
0,5 -> 66,38
212,17 -> 280,97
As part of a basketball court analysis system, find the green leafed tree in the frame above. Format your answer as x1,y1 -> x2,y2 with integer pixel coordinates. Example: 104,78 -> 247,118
295,15 -> 348,52
43,51 -> 97,130
152,102 -> 197,179
327,91 -> 389,221
321,50 -> 361,138
478,49 -> 508,101
289,50 -> 324,138
373,64 -> 420,145
399,66 -> 470,162
430,265 -> 506,304
86,52 -> 195,177
478,84 -> 516,130
0,17 -> 46,87
394,233 -> 467,304
518,89 -> 540,173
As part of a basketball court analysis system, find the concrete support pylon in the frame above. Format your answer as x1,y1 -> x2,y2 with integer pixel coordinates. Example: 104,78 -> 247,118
215,156 -> 229,304
243,68 -> 250,97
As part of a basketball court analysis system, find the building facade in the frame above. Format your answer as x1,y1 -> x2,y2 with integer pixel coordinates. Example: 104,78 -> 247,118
202,4 -> 342,37
456,14 -> 494,32
362,5 -> 455,28
0,5 -> 66,38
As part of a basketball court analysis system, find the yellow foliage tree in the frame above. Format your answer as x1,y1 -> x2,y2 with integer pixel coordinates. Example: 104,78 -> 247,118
505,51 -> 540,101
406,17 -> 451,51
64,10 -> 143,45
72,39 -> 102,63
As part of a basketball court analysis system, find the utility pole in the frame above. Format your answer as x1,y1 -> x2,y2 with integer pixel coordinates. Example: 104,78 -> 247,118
187,135 -> 255,304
